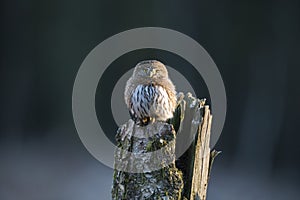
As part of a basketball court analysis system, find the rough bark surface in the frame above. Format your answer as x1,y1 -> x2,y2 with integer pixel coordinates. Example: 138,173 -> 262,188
112,93 -> 217,200
189,106 -> 212,200
111,120 -> 184,199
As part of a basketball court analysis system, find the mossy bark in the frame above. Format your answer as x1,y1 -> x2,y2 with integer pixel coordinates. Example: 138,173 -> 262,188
112,120 -> 184,199
112,93 -> 219,200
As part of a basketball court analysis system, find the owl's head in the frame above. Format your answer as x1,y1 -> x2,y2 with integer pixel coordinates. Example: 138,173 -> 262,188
132,60 -> 168,80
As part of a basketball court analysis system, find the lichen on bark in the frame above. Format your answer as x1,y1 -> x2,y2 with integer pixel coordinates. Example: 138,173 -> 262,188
112,120 -> 184,200
112,93 -> 218,200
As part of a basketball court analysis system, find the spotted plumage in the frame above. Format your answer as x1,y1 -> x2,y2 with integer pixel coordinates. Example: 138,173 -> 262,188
125,60 -> 177,125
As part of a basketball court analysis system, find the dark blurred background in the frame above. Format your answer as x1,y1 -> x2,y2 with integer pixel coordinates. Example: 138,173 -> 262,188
1,0 -> 300,199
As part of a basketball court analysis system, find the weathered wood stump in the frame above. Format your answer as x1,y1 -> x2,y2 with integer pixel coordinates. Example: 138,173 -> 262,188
112,93 -> 219,200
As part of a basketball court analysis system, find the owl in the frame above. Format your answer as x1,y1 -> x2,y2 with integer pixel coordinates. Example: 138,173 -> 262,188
124,60 -> 177,125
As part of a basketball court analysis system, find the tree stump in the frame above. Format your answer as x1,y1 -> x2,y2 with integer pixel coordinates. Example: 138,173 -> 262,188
112,93 -> 219,200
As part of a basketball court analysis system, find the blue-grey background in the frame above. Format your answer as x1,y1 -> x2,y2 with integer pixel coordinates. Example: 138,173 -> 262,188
1,0 -> 300,199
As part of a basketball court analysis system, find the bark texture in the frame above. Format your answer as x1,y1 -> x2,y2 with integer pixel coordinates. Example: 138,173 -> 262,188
112,93 -> 218,200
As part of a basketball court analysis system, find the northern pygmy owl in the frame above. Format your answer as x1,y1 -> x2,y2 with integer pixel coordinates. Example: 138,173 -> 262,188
124,60 -> 177,125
